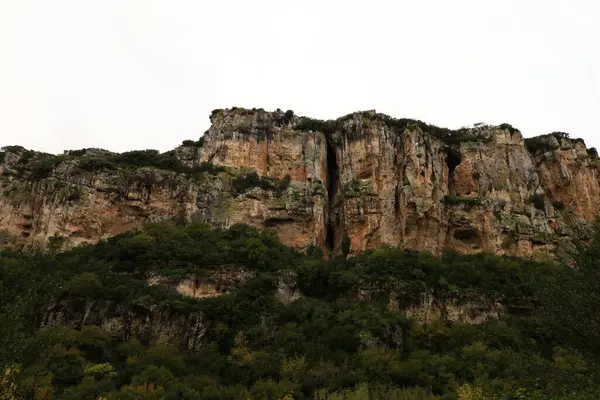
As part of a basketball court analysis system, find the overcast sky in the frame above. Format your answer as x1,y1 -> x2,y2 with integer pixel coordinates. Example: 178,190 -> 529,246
1,0 -> 599,154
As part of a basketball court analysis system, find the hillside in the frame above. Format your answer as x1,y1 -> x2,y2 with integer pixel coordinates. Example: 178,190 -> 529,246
3,221 -> 600,399
2,108 -> 599,260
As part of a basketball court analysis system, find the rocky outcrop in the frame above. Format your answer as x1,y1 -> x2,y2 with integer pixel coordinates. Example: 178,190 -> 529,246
42,299 -> 206,350
147,267 -> 255,299
275,270 -> 302,306
395,290 -> 506,325
1,109 -> 598,260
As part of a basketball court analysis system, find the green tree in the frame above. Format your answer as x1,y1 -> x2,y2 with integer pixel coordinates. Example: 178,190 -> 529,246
540,219 -> 600,359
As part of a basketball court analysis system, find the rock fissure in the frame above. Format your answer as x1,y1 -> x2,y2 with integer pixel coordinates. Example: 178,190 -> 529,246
325,135 -> 340,255
446,147 -> 462,196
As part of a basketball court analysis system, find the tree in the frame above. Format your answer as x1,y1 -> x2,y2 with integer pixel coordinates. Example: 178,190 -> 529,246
540,218 -> 600,359
0,252 -> 59,368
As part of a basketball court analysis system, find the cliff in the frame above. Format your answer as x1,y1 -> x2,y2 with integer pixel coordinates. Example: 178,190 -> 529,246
1,108 -> 598,260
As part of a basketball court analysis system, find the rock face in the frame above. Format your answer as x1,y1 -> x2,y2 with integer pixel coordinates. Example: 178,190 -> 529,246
147,268 -> 255,300
42,299 -> 206,350
397,290 -> 506,325
328,116 -> 567,260
1,109 -> 598,260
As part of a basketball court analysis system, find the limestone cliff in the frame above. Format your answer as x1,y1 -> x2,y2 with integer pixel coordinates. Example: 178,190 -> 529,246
1,108 -> 598,260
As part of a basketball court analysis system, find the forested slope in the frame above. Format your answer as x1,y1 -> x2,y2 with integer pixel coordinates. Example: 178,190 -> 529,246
2,221 -> 600,399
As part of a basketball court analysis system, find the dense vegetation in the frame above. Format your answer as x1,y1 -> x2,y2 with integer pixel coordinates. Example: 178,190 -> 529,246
3,221 -> 600,399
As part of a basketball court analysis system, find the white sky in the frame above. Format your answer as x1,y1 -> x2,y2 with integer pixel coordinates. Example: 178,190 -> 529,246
1,0 -> 599,154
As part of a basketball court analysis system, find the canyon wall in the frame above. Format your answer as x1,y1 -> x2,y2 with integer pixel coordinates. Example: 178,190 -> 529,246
1,108 -> 598,260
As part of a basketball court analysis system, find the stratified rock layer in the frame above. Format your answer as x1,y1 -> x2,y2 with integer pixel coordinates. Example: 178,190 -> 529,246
1,109 -> 598,260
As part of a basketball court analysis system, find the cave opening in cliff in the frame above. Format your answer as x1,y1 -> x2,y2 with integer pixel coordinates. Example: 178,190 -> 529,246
325,138 -> 340,252
446,148 -> 462,195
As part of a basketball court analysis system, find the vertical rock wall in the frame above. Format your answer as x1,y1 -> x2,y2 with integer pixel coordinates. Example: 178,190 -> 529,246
1,108 -> 598,260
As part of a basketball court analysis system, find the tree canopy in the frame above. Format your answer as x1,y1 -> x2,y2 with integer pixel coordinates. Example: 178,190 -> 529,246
2,221 -> 600,399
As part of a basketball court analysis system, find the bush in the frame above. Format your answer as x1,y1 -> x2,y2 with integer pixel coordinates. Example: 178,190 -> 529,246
29,156 -> 66,180
66,187 -> 83,202
63,272 -> 103,298
525,132 -> 586,155
181,138 -> 204,148
498,123 -> 521,134
443,196 -> 482,207
232,172 -> 277,194
78,157 -> 116,172
276,175 -> 291,193
529,194 -> 546,210
525,137 -> 557,154
65,149 -> 88,157
295,118 -> 336,135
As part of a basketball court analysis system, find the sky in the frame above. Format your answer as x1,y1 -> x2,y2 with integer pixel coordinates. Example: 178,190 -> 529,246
1,0 -> 599,154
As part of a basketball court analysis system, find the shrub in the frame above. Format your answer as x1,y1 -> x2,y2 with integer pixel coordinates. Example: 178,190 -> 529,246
552,201 -> 566,211
181,138 -> 204,148
529,194 -> 546,210
30,156 -> 65,180
276,175 -> 292,193
232,172 -> 278,194
525,137 -> 556,154
443,196 -> 482,206
65,149 -> 88,157
78,157 -> 116,172
63,272 -> 103,298
66,187 -> 83,202
109,150 -> 162,167
276,110 -> 295,126
295,118 -> 337,135
190,162 -> 226,175
526,132 -> 586,155
498,123 -> 521,134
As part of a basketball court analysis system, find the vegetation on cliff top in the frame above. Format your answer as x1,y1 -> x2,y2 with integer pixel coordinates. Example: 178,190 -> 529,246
294,112 -> 504,145
3,220 -> 600,399
1,146 -> 225,181
524,132 -> 587,154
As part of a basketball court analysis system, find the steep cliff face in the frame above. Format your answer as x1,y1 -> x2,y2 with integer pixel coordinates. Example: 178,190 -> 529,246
325,114 -> 574,259
527,134 -> 600,224
200,108 -> 329,249
0,111 -> 328,250
1,108 -> 598,259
